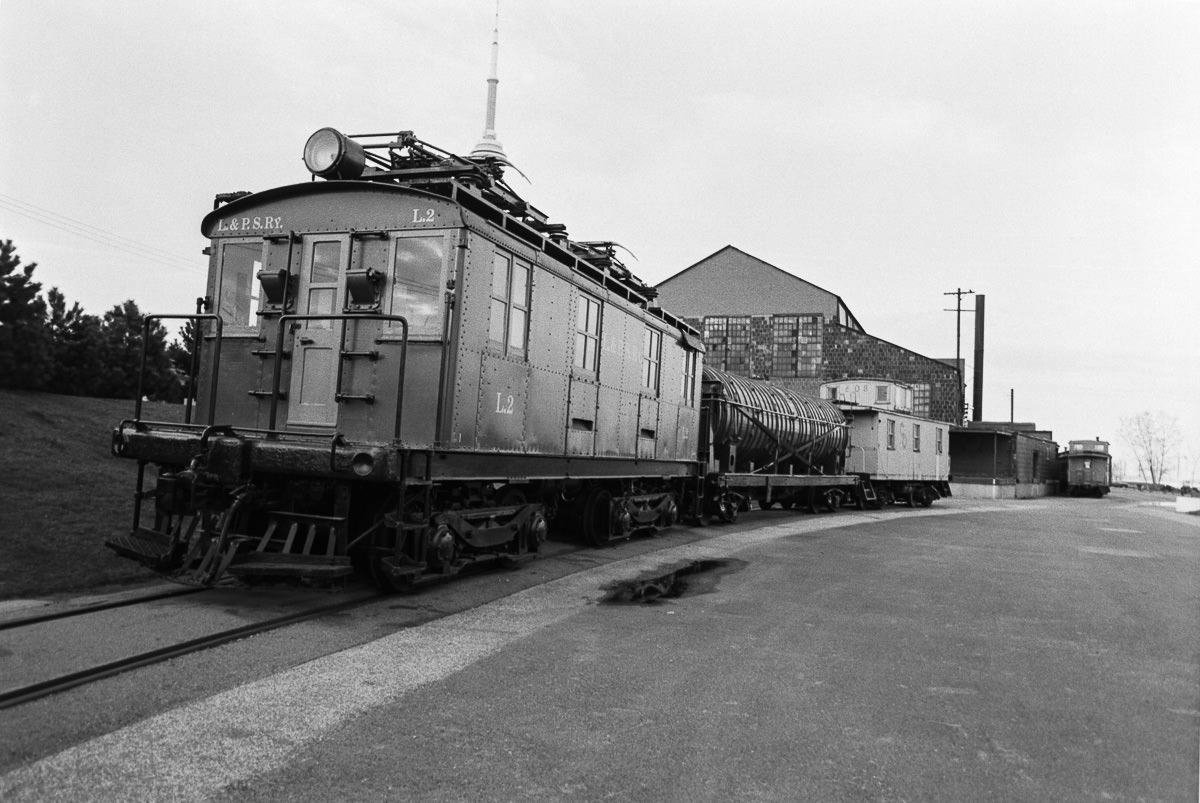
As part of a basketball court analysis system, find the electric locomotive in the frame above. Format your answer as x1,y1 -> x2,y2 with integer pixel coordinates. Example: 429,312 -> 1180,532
108,128 -> 701,590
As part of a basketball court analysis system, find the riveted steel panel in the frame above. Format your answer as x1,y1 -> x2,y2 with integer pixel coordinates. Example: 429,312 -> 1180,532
450,350 -> 481,448
600,309 -> 641,395
526,261 -> 572,374
566,379 -> 598,456
525,365 -> 568,454
637,395 -> 660,459
592,388 -> 624,456
201,338 -> 270,429
476,353 -> 530,450
457,235 -> 495,352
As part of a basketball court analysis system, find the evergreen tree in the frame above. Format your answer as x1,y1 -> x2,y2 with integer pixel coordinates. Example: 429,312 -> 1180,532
167,318 -> 200,402
45,287 -> 107,396
98,300 -> 177,400
0,239 -> 53,389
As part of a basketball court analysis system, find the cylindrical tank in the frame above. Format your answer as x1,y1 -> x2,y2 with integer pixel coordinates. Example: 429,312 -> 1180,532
703,367 -> 848,470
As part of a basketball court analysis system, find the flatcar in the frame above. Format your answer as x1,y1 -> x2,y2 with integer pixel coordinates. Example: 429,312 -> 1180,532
822,380 -> 952,507
107,126 -> 937,592
1057,439 -> 1112,497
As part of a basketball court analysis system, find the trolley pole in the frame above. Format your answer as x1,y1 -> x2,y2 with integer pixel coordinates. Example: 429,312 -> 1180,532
944,287 -> 975,422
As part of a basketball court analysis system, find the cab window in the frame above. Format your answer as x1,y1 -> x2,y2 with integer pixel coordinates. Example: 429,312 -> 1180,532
216,240 -> 263,330
388,235 -> 445,338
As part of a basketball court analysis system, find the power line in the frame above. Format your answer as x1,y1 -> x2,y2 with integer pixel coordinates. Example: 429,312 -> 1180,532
0,193 -> 202,273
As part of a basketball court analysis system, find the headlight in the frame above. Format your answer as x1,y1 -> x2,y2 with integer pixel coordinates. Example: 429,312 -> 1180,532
351,452 -> 377,477
303,128 -> 366,179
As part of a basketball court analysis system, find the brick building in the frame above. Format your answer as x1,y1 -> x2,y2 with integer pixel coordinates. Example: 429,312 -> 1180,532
654,245 -> 963,423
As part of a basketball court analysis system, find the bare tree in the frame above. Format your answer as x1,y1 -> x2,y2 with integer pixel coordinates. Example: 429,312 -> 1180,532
1119,411 -> 1180,487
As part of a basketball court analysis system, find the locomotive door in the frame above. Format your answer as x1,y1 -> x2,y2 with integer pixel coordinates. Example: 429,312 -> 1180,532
287,235 -> 349,428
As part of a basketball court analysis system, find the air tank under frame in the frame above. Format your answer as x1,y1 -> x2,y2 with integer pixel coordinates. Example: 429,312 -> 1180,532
702,367 -> 848,473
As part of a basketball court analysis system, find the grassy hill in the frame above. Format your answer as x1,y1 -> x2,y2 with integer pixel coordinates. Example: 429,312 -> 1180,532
0,389 -> 183,600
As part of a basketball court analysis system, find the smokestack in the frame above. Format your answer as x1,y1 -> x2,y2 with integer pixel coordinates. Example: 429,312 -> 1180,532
972,294 -> 985,421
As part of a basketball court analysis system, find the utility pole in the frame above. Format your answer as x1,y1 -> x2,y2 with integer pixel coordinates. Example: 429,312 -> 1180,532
944,288 -> 975,422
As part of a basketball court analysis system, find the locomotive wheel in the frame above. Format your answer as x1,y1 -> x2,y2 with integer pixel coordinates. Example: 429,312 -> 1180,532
582,487 -> 615,547
525,510 -> 549,553
918,488 -> 934,507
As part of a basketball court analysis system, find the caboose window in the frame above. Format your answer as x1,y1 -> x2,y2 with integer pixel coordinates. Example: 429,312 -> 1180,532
886,419 -> 896,450
217,240 -> 263,329
936,427 -> 944,454
489,252 -> 530,354
575,294 -> 602,373
643,328 -> 662,393
389,236 -> 444,338
913,423 -> 921,452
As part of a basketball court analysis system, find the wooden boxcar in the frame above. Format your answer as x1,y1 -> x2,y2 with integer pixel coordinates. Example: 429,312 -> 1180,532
835,403 -> 952,506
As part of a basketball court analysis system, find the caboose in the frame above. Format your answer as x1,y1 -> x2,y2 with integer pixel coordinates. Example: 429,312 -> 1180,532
1058,439 -> 1112,497
109,129 -> 702,589
821,380 -> 952,507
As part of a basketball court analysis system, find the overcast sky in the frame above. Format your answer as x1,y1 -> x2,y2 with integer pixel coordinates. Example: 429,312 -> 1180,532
2,0 -> 1197,481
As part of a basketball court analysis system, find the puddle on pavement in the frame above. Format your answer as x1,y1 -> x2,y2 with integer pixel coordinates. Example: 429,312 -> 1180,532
599,558 -> 747,604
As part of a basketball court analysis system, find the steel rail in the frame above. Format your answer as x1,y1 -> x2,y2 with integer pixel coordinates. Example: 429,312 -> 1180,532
0,590 -> 380,710
0,587 -> 205,632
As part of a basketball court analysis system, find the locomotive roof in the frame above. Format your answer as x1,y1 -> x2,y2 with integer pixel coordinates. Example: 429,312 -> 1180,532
205,129 -> 699,341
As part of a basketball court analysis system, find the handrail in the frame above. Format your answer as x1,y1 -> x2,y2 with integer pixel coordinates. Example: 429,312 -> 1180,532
270,313 -> 409,438
136,314 -> 223,425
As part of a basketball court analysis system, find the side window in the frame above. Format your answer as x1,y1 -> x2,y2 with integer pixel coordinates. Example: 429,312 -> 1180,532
682,349 -> 698,406
643,328 -> 662,393
489,252 -> 531,354
914,423 -> 921,452
886,419 -> 896,450
217,240 -> 263,329
389,236 -> 445,338
936,427 -> 944,454
574,294 -> 602,373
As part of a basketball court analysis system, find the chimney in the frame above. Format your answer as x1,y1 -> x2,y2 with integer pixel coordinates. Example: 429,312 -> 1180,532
972,294 -> 985,421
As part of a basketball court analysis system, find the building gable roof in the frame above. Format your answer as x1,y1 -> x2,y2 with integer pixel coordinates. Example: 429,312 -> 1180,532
654,245 -> 860,326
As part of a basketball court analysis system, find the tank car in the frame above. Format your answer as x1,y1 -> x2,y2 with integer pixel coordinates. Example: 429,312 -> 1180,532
108,128 -> 701,590
1058,439 -> 1112,497
699,367 -> 862,516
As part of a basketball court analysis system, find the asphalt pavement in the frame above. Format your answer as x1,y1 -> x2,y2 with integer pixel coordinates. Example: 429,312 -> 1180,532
1,492 -> 1197,802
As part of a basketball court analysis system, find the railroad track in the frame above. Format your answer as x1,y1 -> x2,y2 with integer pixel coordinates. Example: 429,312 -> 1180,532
0,586 -> 205,632
0,589 -> 380,710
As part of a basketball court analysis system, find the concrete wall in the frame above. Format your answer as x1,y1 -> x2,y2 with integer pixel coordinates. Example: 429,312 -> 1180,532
951,481 -> 1057,500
